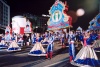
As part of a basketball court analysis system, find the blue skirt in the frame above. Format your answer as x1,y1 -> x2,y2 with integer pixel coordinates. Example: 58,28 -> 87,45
8,47 -> 21,51
0,44 -> 8,48
28,42 -> 46,56
71,46 -> 100,66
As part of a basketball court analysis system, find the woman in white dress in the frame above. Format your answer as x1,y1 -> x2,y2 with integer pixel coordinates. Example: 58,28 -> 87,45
28,33 -> 46,56
71,31 -> 100,67
7,36 -> 21,51
0,35 -> 8,48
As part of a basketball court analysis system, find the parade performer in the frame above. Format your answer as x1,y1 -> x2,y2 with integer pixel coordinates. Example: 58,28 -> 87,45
31,33 -> 37,45
7,36 -> 21,51
55,32 -> 60,41
28,33 -> 46,56
0,35 -> 8,48
26,35 -> 30,46
71,31 -> 100,67
61,32 -> 66,48
68,31 -> 76,62
69,40 -> 75,62
67,31 -> 76,44
17,35 -> 23,47
91,31 -> 98,41
31,33 -> 36,45
42,32 -> 49,45
46,33 -> 55,59
93,30 -> 100,52
5,31 -> 11,45
5,24 -> 11,44
76,31 -> 83,50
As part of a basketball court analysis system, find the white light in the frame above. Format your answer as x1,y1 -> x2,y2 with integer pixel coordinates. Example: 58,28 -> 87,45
46,15 -> 50,17
76,9 -> 85,16
42,14 -> 50,17
36,26 -> 38,28
42,14 -> 46,17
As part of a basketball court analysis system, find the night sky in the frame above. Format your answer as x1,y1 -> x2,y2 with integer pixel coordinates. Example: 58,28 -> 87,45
5,0 -> 99,30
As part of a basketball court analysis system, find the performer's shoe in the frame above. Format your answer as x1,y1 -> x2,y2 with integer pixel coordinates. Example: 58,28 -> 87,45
70,56 -> 72,62
50,52 -> 53,59
46,53 -> 48,59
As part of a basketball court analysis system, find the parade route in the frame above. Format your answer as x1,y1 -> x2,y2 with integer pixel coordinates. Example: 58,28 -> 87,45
0,43 -> 74,67
0,43 -> 100,67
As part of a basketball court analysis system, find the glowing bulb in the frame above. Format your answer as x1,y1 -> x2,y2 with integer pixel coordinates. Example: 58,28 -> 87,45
76,9 -> 85,16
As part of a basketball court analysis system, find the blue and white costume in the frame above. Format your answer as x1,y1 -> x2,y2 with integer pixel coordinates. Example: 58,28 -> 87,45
54,32 -> 60,41
69,41 -> 75,62
91,33 -> 98,41
47,35 -> 54,53
7,37 -> 21,51
32,36 -> 36,45
91,33 -> 100,52
71,36 -> 100,67
42,34 -> 49,45
5,33 -> 11,44
67,33 -> 76,44
0,37 -> 7,48
32,34 -> 36,44
29,37 -> 46,56
46,35 -> 55,59
17,37 -> 23,47
68,32 -> 76,62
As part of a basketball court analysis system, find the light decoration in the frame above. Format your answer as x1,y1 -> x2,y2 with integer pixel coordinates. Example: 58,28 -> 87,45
47,0 -> 72,31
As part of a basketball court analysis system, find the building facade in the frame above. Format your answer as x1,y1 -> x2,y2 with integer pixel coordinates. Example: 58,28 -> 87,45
37,16 -> 48,27
0,0 -> 10,29
36,16 -> 49,32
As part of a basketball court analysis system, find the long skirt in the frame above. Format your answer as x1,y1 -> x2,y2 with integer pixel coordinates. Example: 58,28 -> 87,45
71,45 -> 100,67
0,40 -> 8,48
29,42 -> 46,56
7,41 -> 21,51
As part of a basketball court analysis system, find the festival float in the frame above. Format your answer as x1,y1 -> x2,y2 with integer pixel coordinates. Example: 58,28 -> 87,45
88,13 -> 100,30
11,16 -> 32,35
47,0 -> 72,31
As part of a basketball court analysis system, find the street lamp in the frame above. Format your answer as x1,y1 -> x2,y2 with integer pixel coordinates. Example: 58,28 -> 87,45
42,14 -> 50,17
42,14 -> 46,17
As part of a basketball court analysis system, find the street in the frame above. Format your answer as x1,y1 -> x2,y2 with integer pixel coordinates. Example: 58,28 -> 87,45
0,43 -> 100,67
0,42 -> 74,67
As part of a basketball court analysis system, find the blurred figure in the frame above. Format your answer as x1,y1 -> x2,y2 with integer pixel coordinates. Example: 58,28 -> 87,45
7,36 -> 21,52
28,33 -> 46,56
0,34 -> 8,48
71,31 -> 100,67
46,31 -> 55,59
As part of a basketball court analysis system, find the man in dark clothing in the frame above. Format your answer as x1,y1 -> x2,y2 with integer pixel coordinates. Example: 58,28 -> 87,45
23,34 -> 27,46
